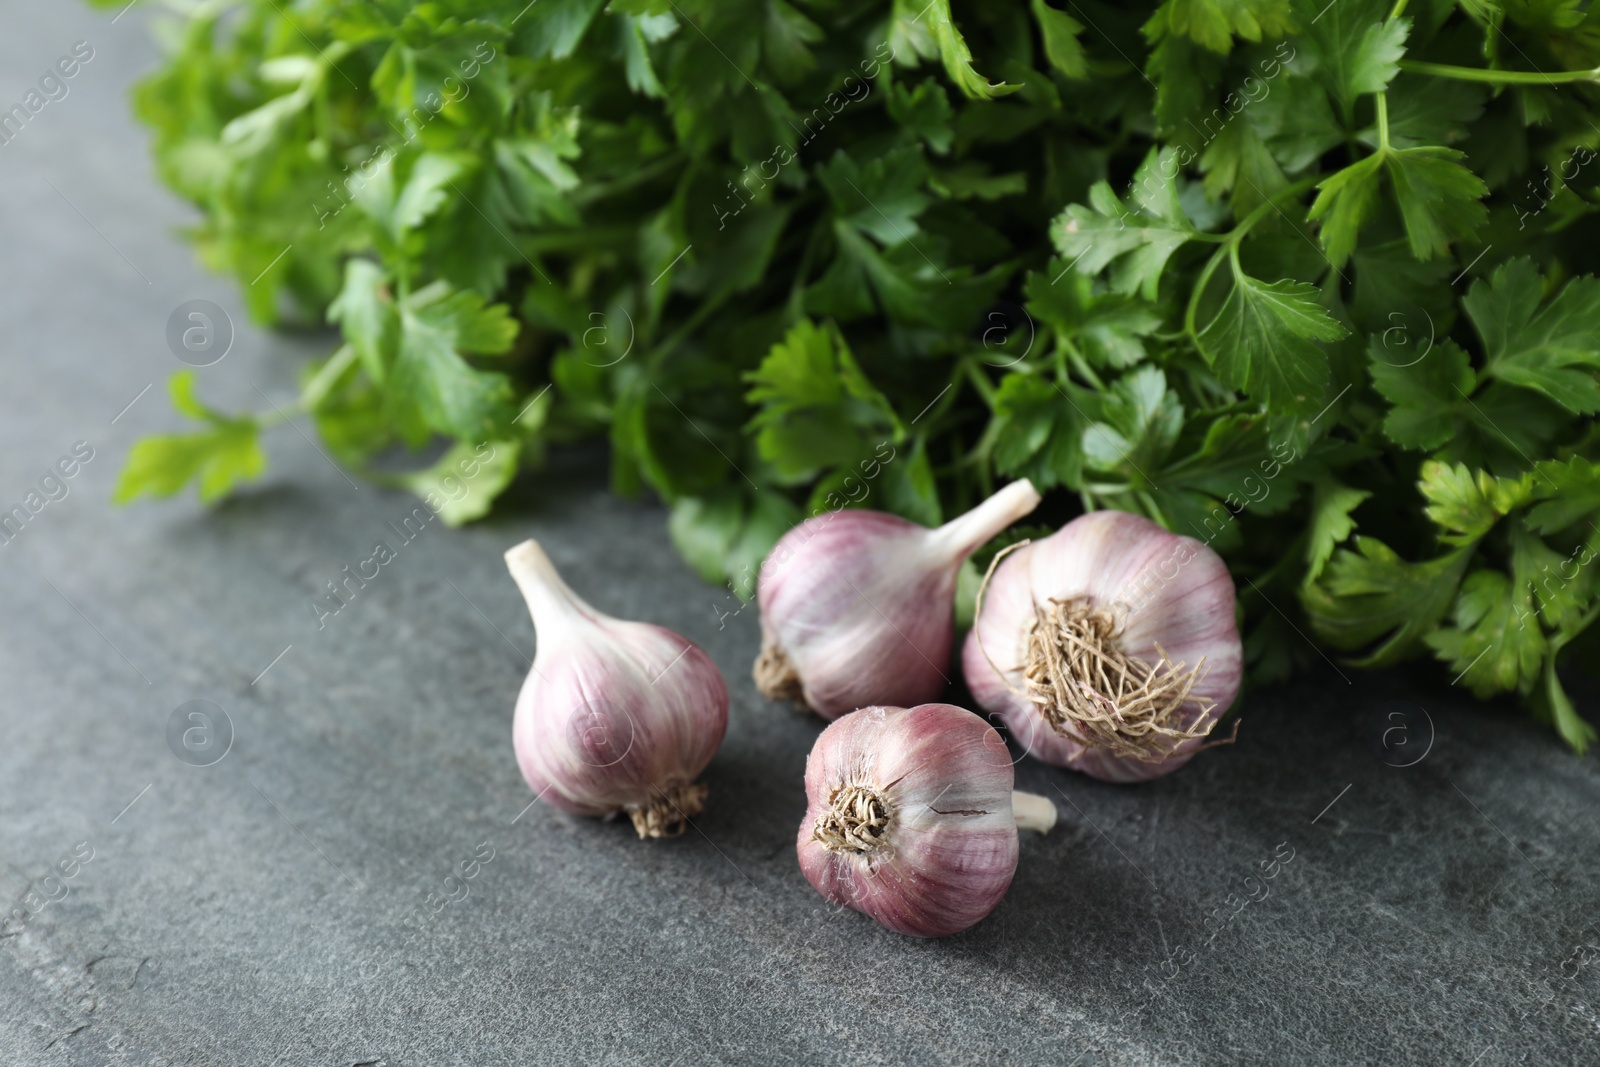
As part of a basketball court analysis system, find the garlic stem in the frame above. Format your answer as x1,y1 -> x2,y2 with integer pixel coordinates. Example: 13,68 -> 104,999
1012,791 -> 1056,834
926,478 -> 1042,560
504,539 -> 596,628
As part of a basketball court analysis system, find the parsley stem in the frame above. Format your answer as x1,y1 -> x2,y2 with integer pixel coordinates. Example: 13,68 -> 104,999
1137,490 -> 1169,527
298,343 -> 360,414
1399,59 -> 1600,85
1062,341 -> 1105,392
1376,93 -> 1391,152
963,359 -> 998,410
1183,174 -> 1322,343
1388,0 -> 1410,17
1553,601 -> 1600,654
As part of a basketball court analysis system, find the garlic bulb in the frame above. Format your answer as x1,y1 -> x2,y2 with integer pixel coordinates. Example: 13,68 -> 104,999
755,479 -> 1041,719
963,510 -> 1242,783
796,702 -> 1056,938
505,540 -> 729,838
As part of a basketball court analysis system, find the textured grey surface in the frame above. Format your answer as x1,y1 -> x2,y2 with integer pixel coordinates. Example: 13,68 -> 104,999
3,5 -> 1599,1066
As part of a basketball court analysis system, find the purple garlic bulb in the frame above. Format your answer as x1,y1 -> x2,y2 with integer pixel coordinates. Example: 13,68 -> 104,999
963,510 -> 1242,783
505,539 -> 729,838
754,479 -> 1041,719
796,702 -> 1056,938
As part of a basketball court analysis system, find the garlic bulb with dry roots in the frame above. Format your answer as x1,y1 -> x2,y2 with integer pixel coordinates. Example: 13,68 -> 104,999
797,702 -> 1056,938
755,480 -> 1041,719
963,510 -> 1242,783
505,540 -> 729,838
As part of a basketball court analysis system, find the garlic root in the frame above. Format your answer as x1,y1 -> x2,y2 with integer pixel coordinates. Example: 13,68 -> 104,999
962,510 -> 1243,783
752,640 -> 806,706
1023,597 -> 1216,762
625,782 -> 709,839
812,783 -> 892,853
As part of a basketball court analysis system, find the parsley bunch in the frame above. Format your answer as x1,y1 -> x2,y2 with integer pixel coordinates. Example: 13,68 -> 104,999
102,0 -> 1600,749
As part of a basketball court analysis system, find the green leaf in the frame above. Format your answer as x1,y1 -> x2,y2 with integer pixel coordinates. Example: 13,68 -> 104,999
873,437 -> 943,527
670,487 -> 802,599
1376,75 -> 1485,149
1310,146 -> 1488,267
816,146 -> 931,248
392,440 -> 519,526
327,260 -> 394,383
823,224 -> 1003,332
1198,116 -> 1288,217
1032,0 -> 1088,79
1196,270 -> 1347,412
1525,457 -> 1600,534
1051,148 -> 1198,299
743,319 -> 901,483
1425,570 -> 1545,698
1416,459 -> 1531,545
1305,478 -> 1371,583
989,373 -> 1094,491
886,77 -> 955,154
114,372 -> 269,505
389,288 -> 516,441
1509,523 -> 1593,631
1535,659 -> 1597,755
1307,152 -> 1384,269
1154,0 -> 1297,54
1303,537 -> 1473,666
1464,258 -> 1600,414
394,155 -> 467,235
1384,146 -> 1489,261
115,423 -> 266,506
1083,366 -> 1184,476
167,369 -> 214,422
311,362 -> 392,467
1250,76 -> 1345,173
1299,3 -> 1408,113
1349,239 -> 1456,336
1368,339 -> 1564,471
763,0 -> 823,83
1025,264 -> 1163,369
1369,339 -> 1477,450
913,0 -> 1019,99
519,0 -> 608,60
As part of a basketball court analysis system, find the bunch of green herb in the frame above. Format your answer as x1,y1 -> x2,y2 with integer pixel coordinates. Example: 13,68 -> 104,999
99,0 -> 1600,750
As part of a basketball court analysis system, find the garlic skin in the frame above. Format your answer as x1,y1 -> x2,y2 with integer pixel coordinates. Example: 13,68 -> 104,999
505,540 -> 729,838
796,703 -> 1055,938
755,480 -> 1041,719
963,510 -> 1241,783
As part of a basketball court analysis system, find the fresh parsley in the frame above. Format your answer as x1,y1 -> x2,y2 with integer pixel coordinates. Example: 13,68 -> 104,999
98,0 -> 1600,750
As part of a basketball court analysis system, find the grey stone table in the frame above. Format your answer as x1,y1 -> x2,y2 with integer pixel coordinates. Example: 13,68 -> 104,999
3,6 -> 1598,1066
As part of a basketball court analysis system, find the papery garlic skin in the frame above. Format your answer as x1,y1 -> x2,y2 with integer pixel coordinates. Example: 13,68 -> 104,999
506,540 -> 729,838
797,703 -> 1047,938
755,480 -> 1041,719
962,510 -> 1241,783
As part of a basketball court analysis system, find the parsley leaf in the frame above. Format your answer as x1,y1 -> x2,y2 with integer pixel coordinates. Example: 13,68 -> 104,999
110,0 -> 1600,750
1032,0 -> 1089,79
1463,258 -> 1600,414
1196,266 -> 1347,412
1305,478 -> 1371,582
1152,0 -> 1297,55
1303,538 -> 1473,666
1425,569 -> 1546,697
1052,148 -> 1199,299
1416,459 -> 1531,546
743,319 -> 902,484
114,374 -> 267,505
